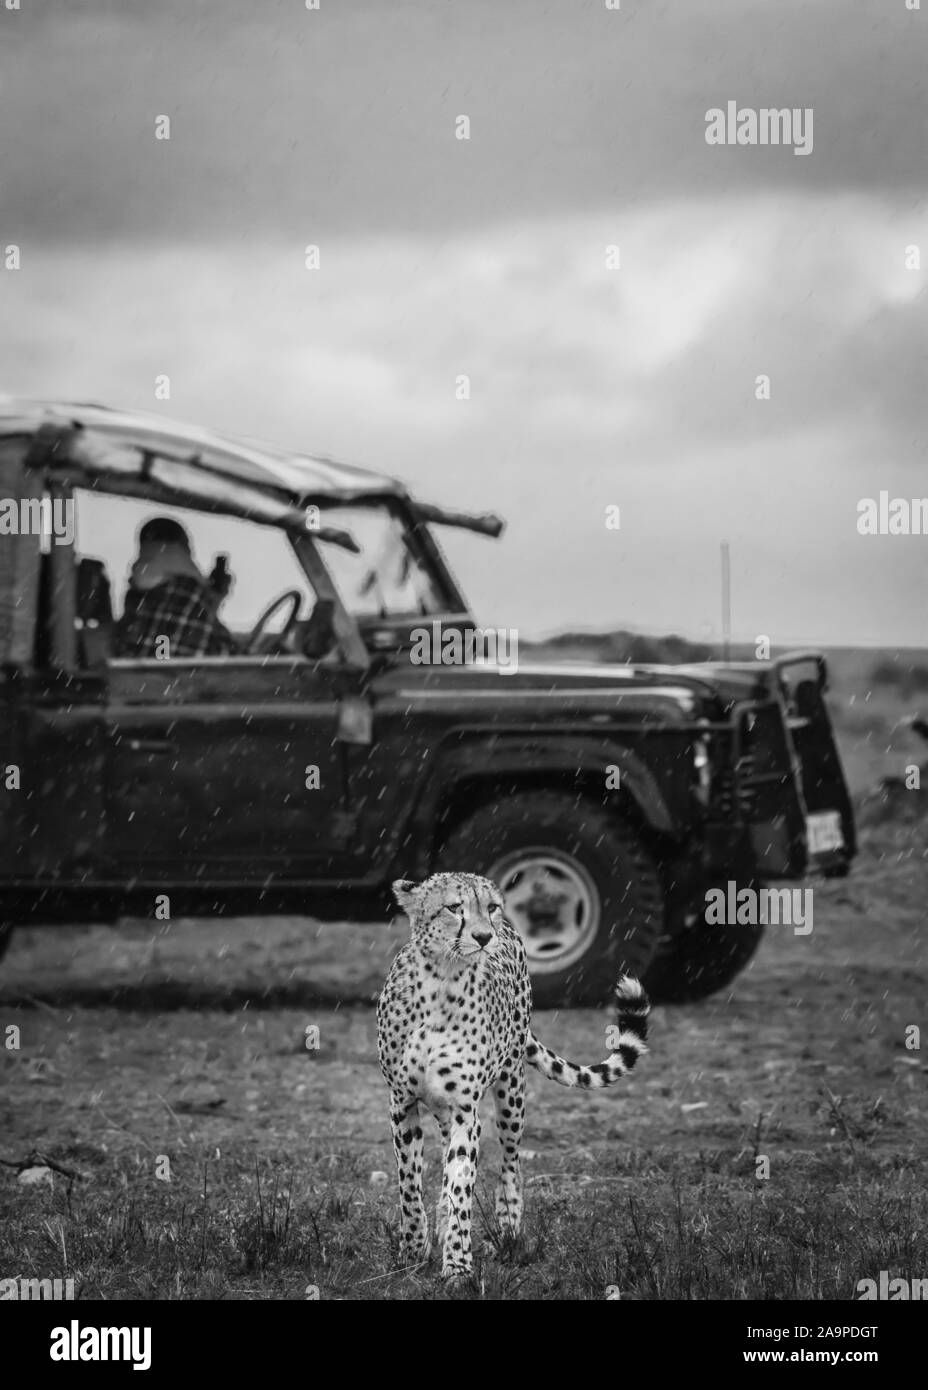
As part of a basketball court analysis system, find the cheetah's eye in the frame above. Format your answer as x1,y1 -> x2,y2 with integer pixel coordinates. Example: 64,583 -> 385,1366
444,902 -> 464,915
488,903 -> 503,916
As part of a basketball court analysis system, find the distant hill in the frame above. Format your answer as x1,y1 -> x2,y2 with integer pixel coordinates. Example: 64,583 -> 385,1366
523,629 -> 726,666
523,631 -> 928,685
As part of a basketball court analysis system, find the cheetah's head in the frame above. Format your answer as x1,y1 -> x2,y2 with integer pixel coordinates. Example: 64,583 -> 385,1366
392,872 -> 504,967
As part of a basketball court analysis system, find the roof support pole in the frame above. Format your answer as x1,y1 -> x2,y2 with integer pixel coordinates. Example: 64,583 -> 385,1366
290,531 -> 370,671
47,481 -> 77,672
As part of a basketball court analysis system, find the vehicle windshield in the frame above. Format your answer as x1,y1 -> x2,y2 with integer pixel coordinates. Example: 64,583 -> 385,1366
317,505 -> 449,617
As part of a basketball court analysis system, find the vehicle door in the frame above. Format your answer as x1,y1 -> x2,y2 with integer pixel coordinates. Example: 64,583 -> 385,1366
75,490 -> 355,884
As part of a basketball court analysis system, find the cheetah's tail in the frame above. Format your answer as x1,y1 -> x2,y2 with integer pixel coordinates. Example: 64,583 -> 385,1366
526,976 -> 650,1088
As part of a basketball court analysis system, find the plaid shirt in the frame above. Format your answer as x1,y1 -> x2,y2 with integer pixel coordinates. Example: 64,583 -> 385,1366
116,576 -> 236,659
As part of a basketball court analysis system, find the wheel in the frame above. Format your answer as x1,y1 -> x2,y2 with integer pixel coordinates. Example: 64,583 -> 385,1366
436,791 -> 665,1007
0,921 -> 15,964
643,879 -> 764,1003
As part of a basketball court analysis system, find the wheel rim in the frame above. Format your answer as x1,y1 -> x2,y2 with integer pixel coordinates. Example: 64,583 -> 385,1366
488,848 -> 600,974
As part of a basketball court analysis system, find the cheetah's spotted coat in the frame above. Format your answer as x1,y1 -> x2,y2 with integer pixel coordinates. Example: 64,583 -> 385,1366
377,872 -> 651,1277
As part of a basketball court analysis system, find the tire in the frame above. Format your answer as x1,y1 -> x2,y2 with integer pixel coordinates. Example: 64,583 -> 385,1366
643,879 -> 764,1004
436,791 -> 665,1007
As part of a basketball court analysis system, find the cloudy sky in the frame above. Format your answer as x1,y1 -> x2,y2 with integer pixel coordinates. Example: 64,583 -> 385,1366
1,0 -> 925,645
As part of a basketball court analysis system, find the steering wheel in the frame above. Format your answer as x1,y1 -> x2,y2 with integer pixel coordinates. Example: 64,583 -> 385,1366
244,589 -> 303,655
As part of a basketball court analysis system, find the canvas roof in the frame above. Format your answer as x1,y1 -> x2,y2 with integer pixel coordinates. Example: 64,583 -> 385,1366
0,399 -> 405,507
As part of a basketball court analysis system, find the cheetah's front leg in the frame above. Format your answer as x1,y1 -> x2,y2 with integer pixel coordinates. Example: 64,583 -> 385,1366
436,1117 -> 451,1246
441,1109 -> 481,1278
389,1094 -> 429,1263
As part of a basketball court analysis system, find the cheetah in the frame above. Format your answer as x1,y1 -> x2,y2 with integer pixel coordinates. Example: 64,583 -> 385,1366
377,871 -> 651,1278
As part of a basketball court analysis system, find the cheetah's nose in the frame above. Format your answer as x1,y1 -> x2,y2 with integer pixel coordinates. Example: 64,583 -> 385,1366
472,930 -> 492,948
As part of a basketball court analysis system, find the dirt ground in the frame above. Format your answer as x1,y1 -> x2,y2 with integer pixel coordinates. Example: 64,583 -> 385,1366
0,815 -> 925,1299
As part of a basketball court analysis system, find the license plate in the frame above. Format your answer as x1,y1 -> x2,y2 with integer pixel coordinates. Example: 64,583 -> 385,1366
806,810 -> 844,855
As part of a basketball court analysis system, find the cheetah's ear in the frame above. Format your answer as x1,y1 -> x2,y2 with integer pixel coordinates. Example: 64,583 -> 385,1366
392,879 -> 422,915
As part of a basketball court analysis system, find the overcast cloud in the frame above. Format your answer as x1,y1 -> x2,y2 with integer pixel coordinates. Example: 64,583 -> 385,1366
0,0 -> 925,644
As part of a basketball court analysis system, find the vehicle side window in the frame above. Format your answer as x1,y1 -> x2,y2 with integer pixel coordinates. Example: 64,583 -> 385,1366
73,490 -> 317,664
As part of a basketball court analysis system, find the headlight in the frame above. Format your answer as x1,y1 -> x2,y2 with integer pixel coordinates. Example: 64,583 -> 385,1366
693,734 -> 711,805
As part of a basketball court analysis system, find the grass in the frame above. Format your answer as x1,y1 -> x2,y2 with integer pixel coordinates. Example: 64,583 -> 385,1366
1,1143 -> 925,1300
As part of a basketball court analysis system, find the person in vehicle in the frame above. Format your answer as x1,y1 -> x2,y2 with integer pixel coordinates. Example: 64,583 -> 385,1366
115,517 -> 236,658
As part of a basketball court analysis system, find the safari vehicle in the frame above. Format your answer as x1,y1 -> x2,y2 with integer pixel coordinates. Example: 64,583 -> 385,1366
0,402 -> 856,1004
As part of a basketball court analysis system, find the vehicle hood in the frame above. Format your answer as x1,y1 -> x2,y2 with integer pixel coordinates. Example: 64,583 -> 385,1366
380,658 -> 771,723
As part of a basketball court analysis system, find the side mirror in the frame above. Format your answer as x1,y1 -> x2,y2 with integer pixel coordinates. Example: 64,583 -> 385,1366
300,598 -> 336,659
337,694 -> 373,745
